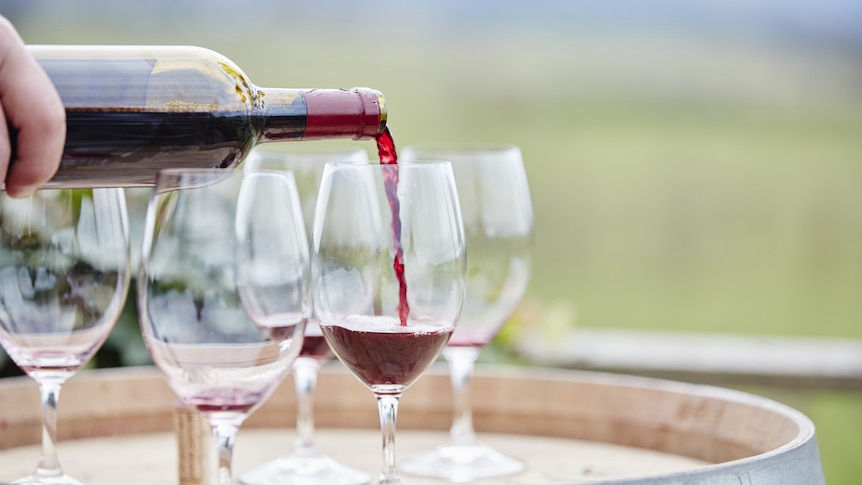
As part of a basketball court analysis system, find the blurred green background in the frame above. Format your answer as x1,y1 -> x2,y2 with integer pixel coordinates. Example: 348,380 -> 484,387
2,0 -> 861,482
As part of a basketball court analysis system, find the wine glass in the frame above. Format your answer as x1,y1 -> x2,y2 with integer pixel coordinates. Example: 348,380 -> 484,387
239,145 -> 371,485
311,162 -> 466,485
0,188 -> 131,485
399,144 -> 533,482
137,169 -> 308,485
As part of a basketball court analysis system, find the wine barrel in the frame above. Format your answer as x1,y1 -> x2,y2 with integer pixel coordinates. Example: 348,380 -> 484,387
0,366 -> 825,484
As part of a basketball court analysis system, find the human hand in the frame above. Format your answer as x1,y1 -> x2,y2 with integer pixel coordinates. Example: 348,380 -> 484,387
0,16 -> 65,197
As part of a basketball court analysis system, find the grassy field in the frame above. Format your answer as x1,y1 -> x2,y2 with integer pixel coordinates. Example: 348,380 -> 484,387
6,3 -> 862,482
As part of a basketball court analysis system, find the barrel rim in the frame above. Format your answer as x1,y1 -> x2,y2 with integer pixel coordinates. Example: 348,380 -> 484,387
467,365 -> 821,484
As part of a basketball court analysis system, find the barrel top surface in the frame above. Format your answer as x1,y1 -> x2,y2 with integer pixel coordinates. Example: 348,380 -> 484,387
0,428 -> 710,485
0,365 -> 825,484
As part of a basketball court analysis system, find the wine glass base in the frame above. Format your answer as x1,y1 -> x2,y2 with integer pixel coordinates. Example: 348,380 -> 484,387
12,473 -> 86,485
239,453 -> 371,485
400,443 -> 525,483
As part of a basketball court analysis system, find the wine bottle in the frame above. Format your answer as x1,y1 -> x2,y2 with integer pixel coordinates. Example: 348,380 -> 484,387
27,45 -> 387,188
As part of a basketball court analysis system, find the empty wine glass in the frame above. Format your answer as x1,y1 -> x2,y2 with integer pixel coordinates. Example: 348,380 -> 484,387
399,144 -> 533,482
311,162 -> 466,485
138,169 -> 308,485
239,145 -> 371,485
0,188 -> 131,485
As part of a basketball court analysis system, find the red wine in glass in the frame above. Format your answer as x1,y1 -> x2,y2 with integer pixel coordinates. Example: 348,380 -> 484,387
253,313 -> 328,360
191,389 -> 267,415
238,147 -> 371,485
311,160 -> 465,485
398,143 -> 532,482
320,316 -> 454,388
299,323 -> 334,362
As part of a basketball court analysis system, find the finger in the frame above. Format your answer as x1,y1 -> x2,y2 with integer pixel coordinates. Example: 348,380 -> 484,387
0,17 -> 66,197
0,104 -> 9,184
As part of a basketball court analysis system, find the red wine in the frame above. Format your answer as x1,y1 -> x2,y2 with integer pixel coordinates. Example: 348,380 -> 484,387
299,335 -> 333,361
58,108 -> 262,187
376,127 -> 410,326
446,332 -> 498,348
191,389 -> 263,415
321,317 -> 453,388
376,126 -> 398,166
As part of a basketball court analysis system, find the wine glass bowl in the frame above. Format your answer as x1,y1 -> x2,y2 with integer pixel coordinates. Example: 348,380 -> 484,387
0,188 -> 131,485
399,143 -> 533,482
311,161 -> 466,485
321,316 -> 454,391
138,169 -> 309,485
244,144 -> 368,232
238,145 -> 372,485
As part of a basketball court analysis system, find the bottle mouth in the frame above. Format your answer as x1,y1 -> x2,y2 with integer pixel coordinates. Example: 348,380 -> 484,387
376,91 -> 388,135
303,88 -> 387,140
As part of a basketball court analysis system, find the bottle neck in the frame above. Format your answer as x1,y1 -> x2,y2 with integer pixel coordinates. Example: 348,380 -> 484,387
257,87 -> 387,143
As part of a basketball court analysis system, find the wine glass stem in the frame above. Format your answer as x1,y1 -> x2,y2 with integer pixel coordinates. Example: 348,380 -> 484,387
35,380 -> 64,478
444,346 -> 481,446
376,393 -> 403,485
212,422 -> 240,485
293,358 -> 320,456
